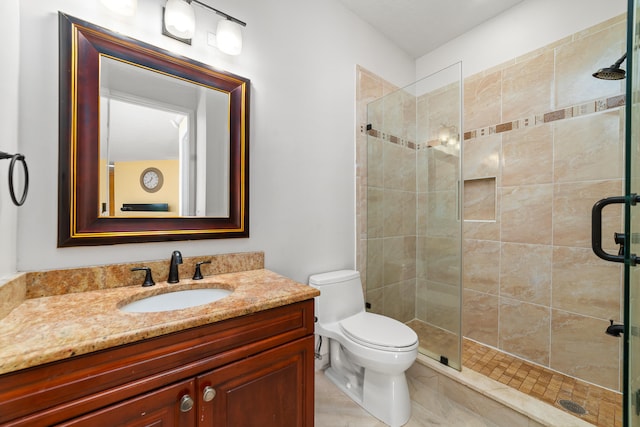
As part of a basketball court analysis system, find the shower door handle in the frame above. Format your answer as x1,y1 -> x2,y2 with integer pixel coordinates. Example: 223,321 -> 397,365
592,194 -> 640,264
592,196 -> 625,263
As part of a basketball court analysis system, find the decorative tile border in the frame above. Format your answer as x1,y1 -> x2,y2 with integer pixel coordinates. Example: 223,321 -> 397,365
362,93 -> 624,151
464,94 -> 625,142
363,125 -> 418,149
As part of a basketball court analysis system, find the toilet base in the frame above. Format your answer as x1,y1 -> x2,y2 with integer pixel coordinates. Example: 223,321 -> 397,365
323,366 -> 411,427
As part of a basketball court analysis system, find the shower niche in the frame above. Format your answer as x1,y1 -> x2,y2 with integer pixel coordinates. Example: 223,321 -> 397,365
464,177 -> 496,221
364,63 -> 463,369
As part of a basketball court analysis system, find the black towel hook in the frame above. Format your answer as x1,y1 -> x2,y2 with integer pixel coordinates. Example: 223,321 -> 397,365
0,151 -> 29,206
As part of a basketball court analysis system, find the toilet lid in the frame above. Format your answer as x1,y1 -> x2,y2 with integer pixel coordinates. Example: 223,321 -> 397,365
339,312 -> 418,349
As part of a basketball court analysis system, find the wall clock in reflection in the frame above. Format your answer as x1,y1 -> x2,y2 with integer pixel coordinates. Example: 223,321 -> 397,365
140,167 -> 164,193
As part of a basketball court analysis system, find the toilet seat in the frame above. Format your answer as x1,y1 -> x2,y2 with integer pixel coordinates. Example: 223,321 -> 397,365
339,312 -> 418,352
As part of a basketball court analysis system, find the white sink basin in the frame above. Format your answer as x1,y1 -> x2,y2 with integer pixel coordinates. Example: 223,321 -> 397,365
120,288 -> 232,313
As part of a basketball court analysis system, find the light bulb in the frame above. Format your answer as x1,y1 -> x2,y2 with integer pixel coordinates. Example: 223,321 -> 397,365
216,19 -> 243,55
164,0 -> 196,39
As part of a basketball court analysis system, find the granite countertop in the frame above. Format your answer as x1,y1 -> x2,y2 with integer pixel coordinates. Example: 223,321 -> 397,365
0,269 -> 319,376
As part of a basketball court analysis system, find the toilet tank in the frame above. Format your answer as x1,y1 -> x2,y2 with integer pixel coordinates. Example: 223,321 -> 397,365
308,270 -> 365,324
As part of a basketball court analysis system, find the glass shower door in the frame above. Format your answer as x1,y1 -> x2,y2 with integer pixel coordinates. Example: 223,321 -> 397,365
365,63 -> 463,369
627,0 -> 640,424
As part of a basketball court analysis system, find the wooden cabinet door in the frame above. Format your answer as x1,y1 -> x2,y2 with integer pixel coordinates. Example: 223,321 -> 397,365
197,336 -> 314,427
57,379 -> 197,427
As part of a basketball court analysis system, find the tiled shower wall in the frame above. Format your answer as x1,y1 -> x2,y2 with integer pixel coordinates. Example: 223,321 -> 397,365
356,13 -> 626,391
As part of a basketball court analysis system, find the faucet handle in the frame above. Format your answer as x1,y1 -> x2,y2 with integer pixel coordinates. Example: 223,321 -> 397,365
193,260 -> 212,280
131,267 -> 155,287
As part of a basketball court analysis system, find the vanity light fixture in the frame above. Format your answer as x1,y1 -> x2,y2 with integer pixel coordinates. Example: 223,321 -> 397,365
100,0 -> 138,16
162,0 -> 246,55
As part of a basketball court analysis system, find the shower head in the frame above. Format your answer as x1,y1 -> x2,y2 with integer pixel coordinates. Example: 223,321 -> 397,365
592,53 -> 627,80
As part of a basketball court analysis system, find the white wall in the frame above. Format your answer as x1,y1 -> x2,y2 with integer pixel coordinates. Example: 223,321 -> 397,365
416,0 -> 627,79
0,0 -> 20,280
15,0 -> 414,283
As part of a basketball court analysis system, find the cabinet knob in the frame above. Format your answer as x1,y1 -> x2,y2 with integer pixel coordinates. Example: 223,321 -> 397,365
180,394 -> 194,412
203,386 -> 216,402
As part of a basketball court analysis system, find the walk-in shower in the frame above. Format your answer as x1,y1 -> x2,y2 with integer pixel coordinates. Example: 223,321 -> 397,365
364,62 -> 463,369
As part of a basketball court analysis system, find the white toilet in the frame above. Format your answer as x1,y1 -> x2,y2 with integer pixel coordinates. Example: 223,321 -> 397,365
309,270 -> 418,427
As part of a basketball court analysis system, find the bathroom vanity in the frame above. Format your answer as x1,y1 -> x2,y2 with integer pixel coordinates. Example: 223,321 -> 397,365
0,262 -> 317,426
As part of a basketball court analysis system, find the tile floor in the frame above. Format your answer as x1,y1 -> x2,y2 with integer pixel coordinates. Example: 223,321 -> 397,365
314,370 -> 499,427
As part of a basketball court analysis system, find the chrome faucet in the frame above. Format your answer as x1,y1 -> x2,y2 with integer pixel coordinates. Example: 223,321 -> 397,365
168,250 -> 183,283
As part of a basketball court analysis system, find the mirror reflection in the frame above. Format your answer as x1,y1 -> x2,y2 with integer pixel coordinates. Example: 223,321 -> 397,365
99,56 -> 230,218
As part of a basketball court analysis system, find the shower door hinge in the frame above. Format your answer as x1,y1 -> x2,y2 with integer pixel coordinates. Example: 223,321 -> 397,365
635,389 -> 640,416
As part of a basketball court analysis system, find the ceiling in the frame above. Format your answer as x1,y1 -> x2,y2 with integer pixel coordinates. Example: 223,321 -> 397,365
337,0 -> 526,58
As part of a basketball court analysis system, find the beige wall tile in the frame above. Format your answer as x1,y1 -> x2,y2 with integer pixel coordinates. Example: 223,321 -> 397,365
401,191 -> 417,236
552,246 -> 622,320
381,89 -> 405,138
356,174 -> 367,240
463,218 -> 500,241
367,136 -> 384,188
417,150 -> 429,193
416,94 -> 430,144
555,21 -> 625,108
383,189 -> 404,237
423,236 -> 461,285
551,310 -> 619,391
366,94 -> 385,132
501,184 -> 553,245
367,187 -> 383,238
366,238 -> 383,291
428,189 -> 460,238
500,243 -> 552,306
402,146 -> 417,192
416,278 -> 428,321
416,192 -> 429,236
464,70 -> 502,131
502,125 -> 553,186
553,180 -> 623,250
416,236 -> 428,280
383,193 -> 416,238
426,83 -> 461,143
425,280 -> 460,333
463,239 -> 500,295
383,142 -> 408,190
402,91 -> 417,142
428,148 -> 459,192
463,189 -> 501,242
383,279 -> 416,322
383,236 -> 417,285
463,289 -> 498,347
554,110 -> 623,183
463,134 -> 501,180
499,298 -> 550,365
502,51 -> 554,122
357,66 -> 384,127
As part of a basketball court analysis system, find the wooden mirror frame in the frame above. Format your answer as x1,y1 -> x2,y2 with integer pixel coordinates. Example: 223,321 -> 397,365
58,13 -> 249,246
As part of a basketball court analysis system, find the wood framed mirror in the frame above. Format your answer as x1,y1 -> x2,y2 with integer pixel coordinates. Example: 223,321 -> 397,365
58,13 -> 249,246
